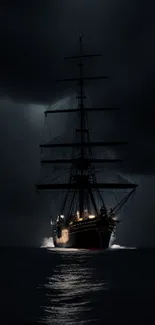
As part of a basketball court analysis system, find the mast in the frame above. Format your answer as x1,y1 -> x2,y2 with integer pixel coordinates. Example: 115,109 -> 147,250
36,35 -> 138,212
79,34 -> 85,217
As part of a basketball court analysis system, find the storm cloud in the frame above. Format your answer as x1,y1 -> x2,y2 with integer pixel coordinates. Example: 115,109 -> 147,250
0,0 -> 155,246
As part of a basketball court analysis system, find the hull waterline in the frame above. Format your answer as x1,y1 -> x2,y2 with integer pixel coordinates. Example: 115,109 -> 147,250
53,227 -> 112,249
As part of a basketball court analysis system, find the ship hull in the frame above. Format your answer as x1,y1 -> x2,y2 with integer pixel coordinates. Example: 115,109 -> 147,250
53,227 -> 112,249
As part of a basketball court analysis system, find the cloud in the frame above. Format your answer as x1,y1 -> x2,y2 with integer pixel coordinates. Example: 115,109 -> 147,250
0,0 -> 155,246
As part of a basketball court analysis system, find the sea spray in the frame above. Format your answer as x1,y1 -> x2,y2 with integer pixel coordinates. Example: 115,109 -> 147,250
109,233 -> 116,247
41,237 -> 54,248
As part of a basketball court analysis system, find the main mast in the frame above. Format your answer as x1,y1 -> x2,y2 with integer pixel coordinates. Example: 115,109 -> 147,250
79,34 -> 85,217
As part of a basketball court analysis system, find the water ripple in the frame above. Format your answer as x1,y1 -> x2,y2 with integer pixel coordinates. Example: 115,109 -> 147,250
39,250 -> 110,324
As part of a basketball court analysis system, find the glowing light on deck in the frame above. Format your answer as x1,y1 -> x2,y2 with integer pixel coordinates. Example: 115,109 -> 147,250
76,211 -> 80,218
88,215 -> 96,219
56,229 -> 69,244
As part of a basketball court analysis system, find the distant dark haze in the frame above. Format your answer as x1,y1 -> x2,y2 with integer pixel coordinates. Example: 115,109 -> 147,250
0,0 -> 155,246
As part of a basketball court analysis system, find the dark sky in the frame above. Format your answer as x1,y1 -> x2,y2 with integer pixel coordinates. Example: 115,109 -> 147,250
0,0 -> 155,247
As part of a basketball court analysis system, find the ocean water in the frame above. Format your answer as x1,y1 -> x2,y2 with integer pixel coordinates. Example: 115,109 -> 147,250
0,246 -> 155,325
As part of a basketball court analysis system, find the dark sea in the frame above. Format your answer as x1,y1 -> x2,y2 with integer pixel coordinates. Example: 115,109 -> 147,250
0,245 -> 155,325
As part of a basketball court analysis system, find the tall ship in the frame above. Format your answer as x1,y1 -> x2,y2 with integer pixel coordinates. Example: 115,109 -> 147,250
36,35 -> 138,249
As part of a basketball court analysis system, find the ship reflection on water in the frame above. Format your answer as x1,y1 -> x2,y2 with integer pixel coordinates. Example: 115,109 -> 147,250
40,250 -> 110,324
44,270 -> 107,324
38,248 -> 155,325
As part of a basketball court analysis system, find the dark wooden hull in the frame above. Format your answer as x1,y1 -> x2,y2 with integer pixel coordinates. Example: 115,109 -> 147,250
53,226 -> 112,249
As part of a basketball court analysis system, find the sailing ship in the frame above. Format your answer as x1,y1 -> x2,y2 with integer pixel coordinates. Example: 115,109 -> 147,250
36,35 -> 138,249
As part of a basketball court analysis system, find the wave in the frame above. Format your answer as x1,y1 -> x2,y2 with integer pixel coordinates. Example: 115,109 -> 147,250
41,237 -> 136,250
110,244 -> 136,249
